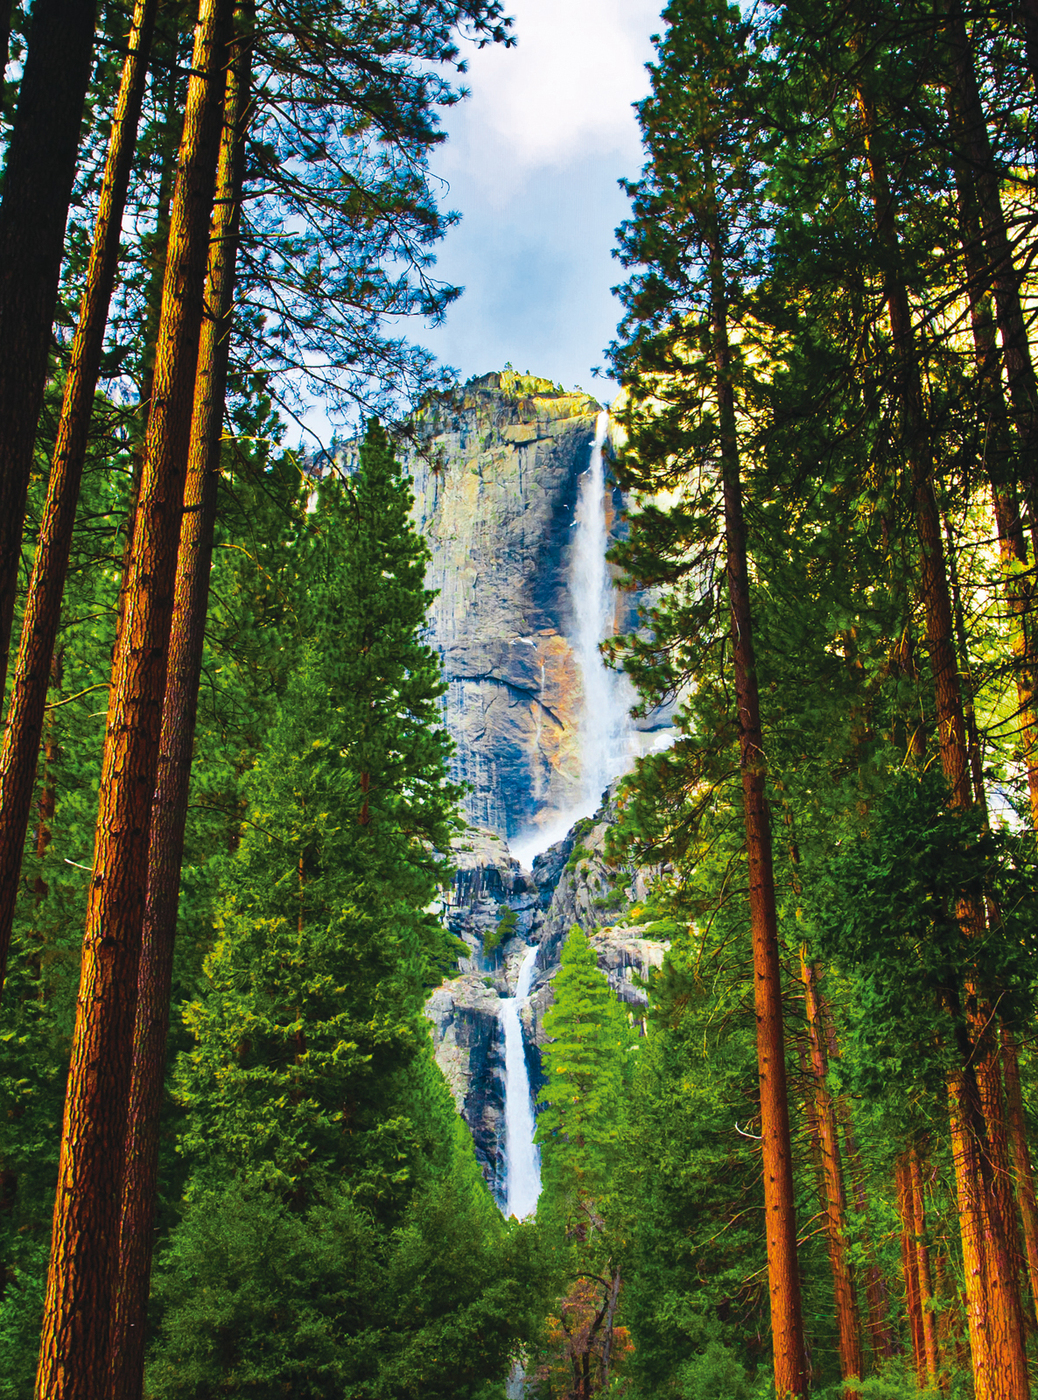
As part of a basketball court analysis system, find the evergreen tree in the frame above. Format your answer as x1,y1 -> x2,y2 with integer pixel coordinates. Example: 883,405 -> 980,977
534,928 -> 635,1399
174,419 -> 463,1195
536,928 -> 628,1209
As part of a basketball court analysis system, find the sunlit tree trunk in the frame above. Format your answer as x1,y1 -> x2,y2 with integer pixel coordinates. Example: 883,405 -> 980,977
896,1153 -> 927,1386
909,1146 -> 940,1389
110,12 -> 251,1394
801,951 -> 862,1386
0,0 -> 160,1000
946,0 -> 1038,561
948,93 -> 1038,830
1001,1027 -> 1038,1328
855,65 -> 1030,1400
704,161 -> 807,1397
34,0 -> 233,1391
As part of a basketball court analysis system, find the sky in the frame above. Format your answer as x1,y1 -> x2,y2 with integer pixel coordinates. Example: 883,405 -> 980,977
416,0 -> 662,407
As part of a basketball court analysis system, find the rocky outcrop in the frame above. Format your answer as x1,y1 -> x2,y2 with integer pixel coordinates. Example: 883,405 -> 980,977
426,797 -> 671,1193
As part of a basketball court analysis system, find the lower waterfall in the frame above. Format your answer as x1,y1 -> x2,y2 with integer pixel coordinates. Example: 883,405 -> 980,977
500,945 -> 541,1219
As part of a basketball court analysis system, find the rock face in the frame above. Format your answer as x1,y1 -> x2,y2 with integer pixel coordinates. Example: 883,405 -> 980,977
407,371 -> 641,839
424,974 -> 507,1198
425,795 -> 671,1198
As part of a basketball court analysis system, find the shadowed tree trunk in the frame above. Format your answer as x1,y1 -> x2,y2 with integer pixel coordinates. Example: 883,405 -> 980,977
909,1146 -> 940,1389
946,0 -> 1038,561
0,0 -> 98,688
110,11 -> 252,1394
948,89 -> 1038,829
896,1154 -> 926,1385
34,0 -> 234,1391
0,0 -> 160,1000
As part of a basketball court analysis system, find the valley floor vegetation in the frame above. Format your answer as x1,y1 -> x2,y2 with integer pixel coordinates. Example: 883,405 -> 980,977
1,0 -> 1038,1398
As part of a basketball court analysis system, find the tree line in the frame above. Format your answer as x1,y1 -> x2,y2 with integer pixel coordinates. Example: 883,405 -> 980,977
0,0 -> 552,1395
575,0 -> 1038,1397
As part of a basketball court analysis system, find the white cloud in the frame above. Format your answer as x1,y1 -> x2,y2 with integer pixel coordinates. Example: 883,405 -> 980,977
442,0 -> 661,187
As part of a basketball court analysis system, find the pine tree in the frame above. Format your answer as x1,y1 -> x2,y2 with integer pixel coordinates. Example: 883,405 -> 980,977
537,928 -> 628,1208
173,420 -> 462,1196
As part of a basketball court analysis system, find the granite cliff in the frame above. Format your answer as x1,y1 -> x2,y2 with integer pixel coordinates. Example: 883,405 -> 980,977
406,370 -> 642,840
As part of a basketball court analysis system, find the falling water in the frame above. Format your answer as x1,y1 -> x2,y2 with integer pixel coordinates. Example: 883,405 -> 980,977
571,409 -> 636,809
500,945 -> 541,1219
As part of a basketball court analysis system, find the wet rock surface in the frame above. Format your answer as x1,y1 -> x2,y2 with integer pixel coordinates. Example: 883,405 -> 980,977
426,793 -> 670,1195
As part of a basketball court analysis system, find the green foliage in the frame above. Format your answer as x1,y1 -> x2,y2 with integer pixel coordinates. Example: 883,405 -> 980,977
564,844 -> 593,873
484,904 -> 517,958
148,1116 -> 547,1400
536,929 -> 632,1210
152,422 -> 538,1393
808,768 -> 1038,1099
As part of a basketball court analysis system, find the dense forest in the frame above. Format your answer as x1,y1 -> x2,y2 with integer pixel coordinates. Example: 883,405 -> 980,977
2,0 -> 1038,1397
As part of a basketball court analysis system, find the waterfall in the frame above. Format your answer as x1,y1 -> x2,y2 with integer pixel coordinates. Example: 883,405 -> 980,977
571,409 -> 636,810
510,408 -> 639,871
500,945 -> 541,1218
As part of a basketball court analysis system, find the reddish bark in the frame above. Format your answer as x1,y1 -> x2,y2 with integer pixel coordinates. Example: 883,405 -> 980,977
855,65 -> 1030,1400
896,1154 -> 926,1386
909,1147 -> 940,1389
0,0 -> 160,999
111,14 -> 251,1394
801,953 -> 862,1386
704,166 -> 806,1395
34,0 -> 234,1391
1001,1028 -> 1038,1328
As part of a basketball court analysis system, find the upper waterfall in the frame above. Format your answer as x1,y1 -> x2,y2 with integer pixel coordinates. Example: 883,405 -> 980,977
571,410 -> 638,812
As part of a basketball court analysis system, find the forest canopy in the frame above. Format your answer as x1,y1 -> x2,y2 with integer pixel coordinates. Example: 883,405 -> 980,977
3,0 -> 1038,1398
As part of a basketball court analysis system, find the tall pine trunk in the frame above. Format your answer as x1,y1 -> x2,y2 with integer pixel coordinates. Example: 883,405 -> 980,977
801,952 -> 862,1386
34,0 -> 233,1390
946,0 -> 1038,561
908,1146 -> 940,1389
896,1154 -> 927,1385
0,0 -> 98,687
855,67 -> 1030,1400
110,13 -> 251,1394
1002,1027 -> 1038,1327
0,0 -> 159,999
948,87 -> 1038,828
705,166 -> 807,1397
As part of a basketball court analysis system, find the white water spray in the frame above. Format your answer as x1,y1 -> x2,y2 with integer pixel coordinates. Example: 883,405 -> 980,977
570,410 -> 637,810
500,946 -> 541,1219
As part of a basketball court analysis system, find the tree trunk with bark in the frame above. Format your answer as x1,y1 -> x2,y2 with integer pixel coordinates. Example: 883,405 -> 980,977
1001,1027 -> 1038,1328
704,168 -> 807,1397
801,952 -> 862,1386
110,12 -> 251,1394
34,0 -> 233,1391
855,66 -> 1030,1400
0,0 -> 99,687
0,0 -> 159,1000
896,1153 -> 927,1386
909,1146 -> 940,1389
948,89 -> 1038,829
946,0 -> 1038,558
